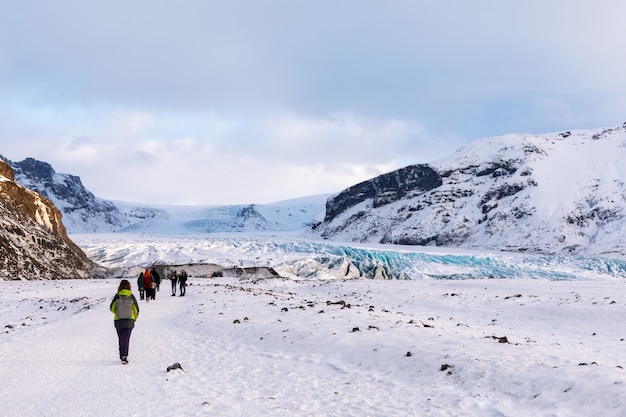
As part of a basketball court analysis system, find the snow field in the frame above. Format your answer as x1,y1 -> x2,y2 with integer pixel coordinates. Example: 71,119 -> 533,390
1,276 -> 626,416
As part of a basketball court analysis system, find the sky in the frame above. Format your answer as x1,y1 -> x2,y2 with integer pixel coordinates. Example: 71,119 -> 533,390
1,1 -> 625,205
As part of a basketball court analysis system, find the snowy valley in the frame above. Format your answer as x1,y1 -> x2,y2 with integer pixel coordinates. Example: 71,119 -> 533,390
2,125 -> 626,416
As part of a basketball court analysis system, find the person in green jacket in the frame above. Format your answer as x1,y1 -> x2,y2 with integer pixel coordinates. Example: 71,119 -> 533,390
110,279 -> 140,364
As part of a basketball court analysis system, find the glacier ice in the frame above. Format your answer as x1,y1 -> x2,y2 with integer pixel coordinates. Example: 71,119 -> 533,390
75,234 -> 626,281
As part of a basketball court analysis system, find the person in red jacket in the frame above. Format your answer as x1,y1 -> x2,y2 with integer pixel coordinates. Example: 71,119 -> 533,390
143,268 -> 155,302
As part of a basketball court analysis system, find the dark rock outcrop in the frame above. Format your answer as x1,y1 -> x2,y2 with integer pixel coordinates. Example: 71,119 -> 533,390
323,164 -> 442,223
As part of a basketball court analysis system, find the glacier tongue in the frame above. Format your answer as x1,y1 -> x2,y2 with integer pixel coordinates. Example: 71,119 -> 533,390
275,241 -> 626,280
72,234 -> 626,281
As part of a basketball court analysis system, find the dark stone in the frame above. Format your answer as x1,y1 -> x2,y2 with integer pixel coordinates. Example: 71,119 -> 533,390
166,362 -> 185,372
323,164 -> 442,223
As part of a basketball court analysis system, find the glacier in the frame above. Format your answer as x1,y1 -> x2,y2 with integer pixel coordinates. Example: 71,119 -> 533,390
72,234 -> 626,282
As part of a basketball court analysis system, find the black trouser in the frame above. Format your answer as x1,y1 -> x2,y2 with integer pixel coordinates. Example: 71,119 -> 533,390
179,281 -> 186,296
116,327 -> 133,358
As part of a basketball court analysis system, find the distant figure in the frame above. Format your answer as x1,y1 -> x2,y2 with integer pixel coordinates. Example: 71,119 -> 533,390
169,270 -> 178,296
151,267 -> 162,292
179,269 -> 188,297
110,279 -> 139,364
143,268 -> 155,302
137,271 -> 145,301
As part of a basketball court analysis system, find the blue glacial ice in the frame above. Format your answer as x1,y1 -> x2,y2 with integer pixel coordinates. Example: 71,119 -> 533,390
77,234 -> 626,281
284,241 -> 626,280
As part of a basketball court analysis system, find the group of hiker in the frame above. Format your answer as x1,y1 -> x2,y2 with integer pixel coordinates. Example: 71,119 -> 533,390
109,266 -> 189,364
136,267 -> 188,301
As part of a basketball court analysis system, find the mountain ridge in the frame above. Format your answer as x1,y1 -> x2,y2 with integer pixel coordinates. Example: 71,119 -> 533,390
6,123 -> 626,259
1,155 -> 328,235
313,124 -> 626,259
0,155 -> 326,279
0,158 -> 104,280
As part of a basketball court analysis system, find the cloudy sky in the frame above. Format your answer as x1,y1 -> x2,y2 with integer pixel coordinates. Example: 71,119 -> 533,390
1,1 -> 625,205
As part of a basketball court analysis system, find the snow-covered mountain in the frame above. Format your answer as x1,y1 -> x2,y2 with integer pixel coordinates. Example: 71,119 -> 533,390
2,156 -> 327,234
112,195 -> 327,234
8,123 -> 626,259
0,159 -> 103,280
313,124 -> 626,259
3,156 -> 130,233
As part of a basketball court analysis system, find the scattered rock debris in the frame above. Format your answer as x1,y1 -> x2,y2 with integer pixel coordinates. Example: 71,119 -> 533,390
505,294 -> 523,300
485,335 -> 510,344
440,364 -> 453,374
166,362 -> 185,372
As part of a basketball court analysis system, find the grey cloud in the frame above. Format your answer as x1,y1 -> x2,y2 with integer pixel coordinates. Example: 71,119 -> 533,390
67,136 -> 92,151
2,1 -> 626,204
3,1 -> 623,124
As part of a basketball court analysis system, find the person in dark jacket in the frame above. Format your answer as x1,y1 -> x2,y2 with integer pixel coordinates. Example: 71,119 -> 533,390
169,270 -> 178,296
110,279 -> 139,364
137,272 -> 145,300
151,267 -> 162,292
179,269 -> 188,296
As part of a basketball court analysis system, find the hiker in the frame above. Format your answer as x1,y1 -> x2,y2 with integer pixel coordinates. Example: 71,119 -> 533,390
169,270 -> 178,296
137,271 -> 145,301
143,268 -> 155,302
179,269 -> 188,296
110,279 -> 139,364
151,267 -> 162,292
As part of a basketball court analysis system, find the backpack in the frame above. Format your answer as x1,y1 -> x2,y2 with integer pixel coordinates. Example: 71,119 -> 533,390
117,294 -> 133,319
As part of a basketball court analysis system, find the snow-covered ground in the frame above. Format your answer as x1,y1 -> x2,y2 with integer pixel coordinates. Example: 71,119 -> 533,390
2,234 -> 626,416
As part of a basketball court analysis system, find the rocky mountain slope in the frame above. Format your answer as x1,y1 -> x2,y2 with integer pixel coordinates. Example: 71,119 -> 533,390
4,157 -> 130,233
0,159 -> 104,280
312,124 -> 626,259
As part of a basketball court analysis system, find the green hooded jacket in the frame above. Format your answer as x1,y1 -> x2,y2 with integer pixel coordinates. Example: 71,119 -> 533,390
110,289 -> 140,321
